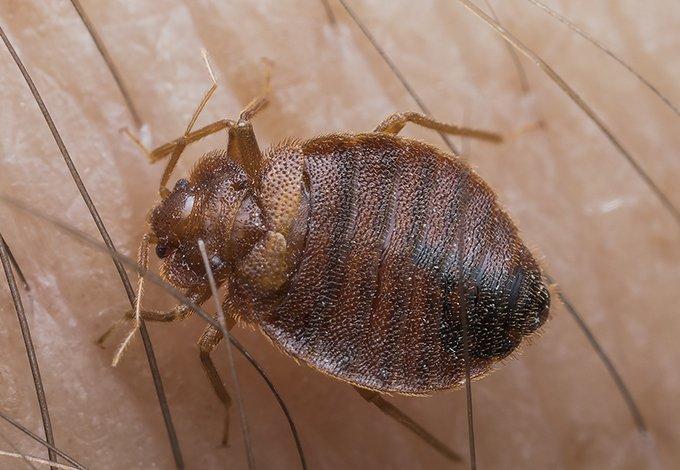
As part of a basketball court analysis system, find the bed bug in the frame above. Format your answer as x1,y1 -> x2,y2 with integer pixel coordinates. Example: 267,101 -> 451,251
108,57 -> 551,448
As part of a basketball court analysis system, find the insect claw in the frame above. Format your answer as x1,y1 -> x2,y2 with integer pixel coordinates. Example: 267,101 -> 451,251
95,314 -> 130,347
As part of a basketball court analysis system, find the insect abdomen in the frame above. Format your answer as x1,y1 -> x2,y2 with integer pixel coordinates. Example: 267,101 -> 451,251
247,133 -> 550,394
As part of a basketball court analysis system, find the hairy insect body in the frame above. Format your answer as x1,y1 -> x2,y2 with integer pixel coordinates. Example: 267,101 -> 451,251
153,131 -> 550,394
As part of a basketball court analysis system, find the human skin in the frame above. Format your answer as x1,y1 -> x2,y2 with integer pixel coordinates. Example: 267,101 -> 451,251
0,1 -> 678,469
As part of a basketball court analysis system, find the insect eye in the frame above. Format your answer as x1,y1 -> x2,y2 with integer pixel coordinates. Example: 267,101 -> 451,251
155,243 -> 169,259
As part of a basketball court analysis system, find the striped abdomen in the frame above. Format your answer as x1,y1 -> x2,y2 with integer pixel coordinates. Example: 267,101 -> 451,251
242,133 -> 550,394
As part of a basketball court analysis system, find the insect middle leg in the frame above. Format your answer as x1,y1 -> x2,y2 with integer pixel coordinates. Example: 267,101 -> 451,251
375,111 -> 503,143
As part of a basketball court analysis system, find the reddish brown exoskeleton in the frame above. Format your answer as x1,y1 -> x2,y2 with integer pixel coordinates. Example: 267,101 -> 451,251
107,59 -> 550,456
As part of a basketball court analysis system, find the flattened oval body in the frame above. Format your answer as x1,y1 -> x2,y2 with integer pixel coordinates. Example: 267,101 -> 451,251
234,133 -> 550,394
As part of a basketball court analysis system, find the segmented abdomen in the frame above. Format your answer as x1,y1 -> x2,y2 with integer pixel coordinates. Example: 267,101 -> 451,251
253,133 -> 550,394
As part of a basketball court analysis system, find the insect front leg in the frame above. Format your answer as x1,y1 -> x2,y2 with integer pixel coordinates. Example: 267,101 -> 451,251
97,284 -> 211,346
198,320 -> 237,446
374,111 -> 503,144
131,286 -> 211,323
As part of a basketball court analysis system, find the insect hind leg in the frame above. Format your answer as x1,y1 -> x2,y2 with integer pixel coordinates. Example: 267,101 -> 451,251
375,111 -> 503,144
353,386 -> 462,463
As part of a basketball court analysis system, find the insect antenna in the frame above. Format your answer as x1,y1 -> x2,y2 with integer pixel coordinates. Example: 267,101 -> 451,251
336,0 -> 461,156
524,0 -> 680,118
67,0 -> 142,127
197,240 -> 255,470
456,0 -> 680,227
0,411 -> 86,470
0,235 -> 56,470
1,196 -> 309,470
0,25 -> 184,469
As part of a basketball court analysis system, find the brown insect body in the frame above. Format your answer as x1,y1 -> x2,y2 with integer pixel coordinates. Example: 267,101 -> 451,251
150,130 -> 550,394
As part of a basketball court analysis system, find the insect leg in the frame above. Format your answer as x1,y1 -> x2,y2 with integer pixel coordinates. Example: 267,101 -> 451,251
148,119 -> 233,163
375,111 -> 503,144
151,59 -> 272,184
353,387 -> 462,463
198,323 -> 235,446
237,59 -> 272,123
97,285 -> 211,346
135,301 -> 208,322
110,232 -> 154,365
226,123 -> 265,182
149,51 -> 228,197
106,282 -> 211,366
226,61 -> 273,180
